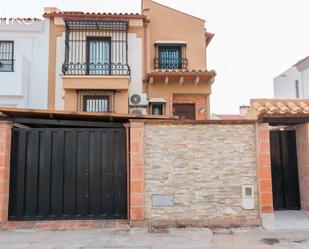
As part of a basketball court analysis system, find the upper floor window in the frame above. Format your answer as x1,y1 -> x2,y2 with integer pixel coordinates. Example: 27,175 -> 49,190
154,42 -> 188,70
62,20 -> 130,76
86,37 -> 111,75
0,41 -> 14,72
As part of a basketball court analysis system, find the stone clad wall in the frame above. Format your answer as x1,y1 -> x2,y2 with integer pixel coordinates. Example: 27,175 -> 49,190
296,123 -> 309,211
143,123 -> 260,227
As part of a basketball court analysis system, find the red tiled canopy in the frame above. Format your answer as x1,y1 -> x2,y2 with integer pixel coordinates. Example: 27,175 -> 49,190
43,11 -> 146,20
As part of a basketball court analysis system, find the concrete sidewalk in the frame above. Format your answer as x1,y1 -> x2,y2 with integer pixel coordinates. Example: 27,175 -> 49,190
212,227 -> 309,249
0,227 -> 213,249
1,226 -> 309,249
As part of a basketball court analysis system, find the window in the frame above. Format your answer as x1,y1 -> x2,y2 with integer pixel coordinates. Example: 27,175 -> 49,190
78,90 -> 113,112
0,41 -> 14,72
159,46 -> 181,69
83,95 -> 110,112
62,20 -> 130,76
151,103 -> 165,115
295,80 -> 300,98
154,43 -> 188,69
86,37 -> 111,75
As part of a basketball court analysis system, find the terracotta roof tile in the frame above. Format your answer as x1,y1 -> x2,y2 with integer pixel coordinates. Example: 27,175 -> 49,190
146,69 -> 216,81
43,11 -> 146,19
247,99 -> 309,119
148,69 -> 216,75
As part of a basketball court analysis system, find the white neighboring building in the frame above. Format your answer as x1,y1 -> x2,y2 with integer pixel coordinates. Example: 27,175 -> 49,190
0,18 -> 49,108
274,56 -> 309,98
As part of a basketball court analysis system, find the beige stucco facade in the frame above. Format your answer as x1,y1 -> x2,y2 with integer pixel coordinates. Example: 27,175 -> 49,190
142,0 -> 215,120
147,80 -> 211,117
142,0 -> 207,72
44,8 -> 144,113
44,0 -> 215,119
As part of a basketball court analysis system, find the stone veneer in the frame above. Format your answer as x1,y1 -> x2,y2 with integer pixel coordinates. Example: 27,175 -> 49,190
143,123 -> 260,227
296,123 -> 309,211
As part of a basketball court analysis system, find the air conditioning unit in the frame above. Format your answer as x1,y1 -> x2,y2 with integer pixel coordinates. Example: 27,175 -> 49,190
129,93 -> 148,106
130,107 -> 148,115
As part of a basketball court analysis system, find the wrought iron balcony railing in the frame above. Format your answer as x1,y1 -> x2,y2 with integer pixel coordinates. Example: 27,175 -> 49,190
62,62 -> 130,76
154,57 -> 188,70
62,20 -> 130,76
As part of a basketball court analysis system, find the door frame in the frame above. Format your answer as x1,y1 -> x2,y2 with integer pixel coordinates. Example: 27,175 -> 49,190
270,129 -> 301,210
173,103 -> 196,120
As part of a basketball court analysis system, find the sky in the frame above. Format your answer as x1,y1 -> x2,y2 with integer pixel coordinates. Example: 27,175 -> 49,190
2,0 -> 309,114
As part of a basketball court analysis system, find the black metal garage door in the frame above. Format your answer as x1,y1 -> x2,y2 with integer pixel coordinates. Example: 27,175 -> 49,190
9,127 -> 127,220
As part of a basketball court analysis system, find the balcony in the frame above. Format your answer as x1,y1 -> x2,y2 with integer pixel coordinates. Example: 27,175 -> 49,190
154,57 -> 188,70
154,43 -> 188,70
62,20 -> 130,76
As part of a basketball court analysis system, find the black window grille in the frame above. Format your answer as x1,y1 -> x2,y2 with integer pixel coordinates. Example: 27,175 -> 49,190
78,90 -> 113,112
62,20 -> 130,76
83,95 -> 110,112
0,41 -> 14,72
154,44 -> 188,69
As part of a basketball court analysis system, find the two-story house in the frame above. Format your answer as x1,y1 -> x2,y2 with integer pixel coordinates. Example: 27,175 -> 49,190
44,0 -> 216,120
0,18 -> 49,108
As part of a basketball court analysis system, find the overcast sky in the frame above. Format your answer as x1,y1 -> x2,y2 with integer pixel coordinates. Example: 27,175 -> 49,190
2,0 -> 309,114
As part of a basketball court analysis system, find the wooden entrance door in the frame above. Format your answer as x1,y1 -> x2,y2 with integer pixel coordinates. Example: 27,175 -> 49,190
173,104 -> 195,120
270,130 -> 300,210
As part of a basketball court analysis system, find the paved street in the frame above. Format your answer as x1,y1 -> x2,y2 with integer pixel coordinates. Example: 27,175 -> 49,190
0,227 -> 309,249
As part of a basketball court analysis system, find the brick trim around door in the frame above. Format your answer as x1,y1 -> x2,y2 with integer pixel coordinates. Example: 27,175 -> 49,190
0,121 -> 12,224
129,121 -> 145,223
256,123 -> 274,227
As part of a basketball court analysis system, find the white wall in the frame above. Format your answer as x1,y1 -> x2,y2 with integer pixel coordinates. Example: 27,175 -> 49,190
55,33 -> 65,110
302,67 -> 309,97
128,33 -> 143,97
0,20 -> 49,109
273,57 -> 309,99
274,66 -> 301,98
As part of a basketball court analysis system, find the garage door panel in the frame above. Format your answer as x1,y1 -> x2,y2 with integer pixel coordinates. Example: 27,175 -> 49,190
24,131 -> 39,217
37,130 -> 52,217
118,129 -> 127,216
14,130 -> 27,218
50,130 -> 65,217
89,131 -> 102,216
9,127 -> 127,220
113,129 -> 126,217
102,131 -> 115,217
63,131 -> 77,216
76,131 -> 89,216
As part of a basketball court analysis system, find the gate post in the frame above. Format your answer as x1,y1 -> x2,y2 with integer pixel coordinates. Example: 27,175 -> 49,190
256,122 -> 274,228
129,121 -> 145,224
0,121 -> 12,224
